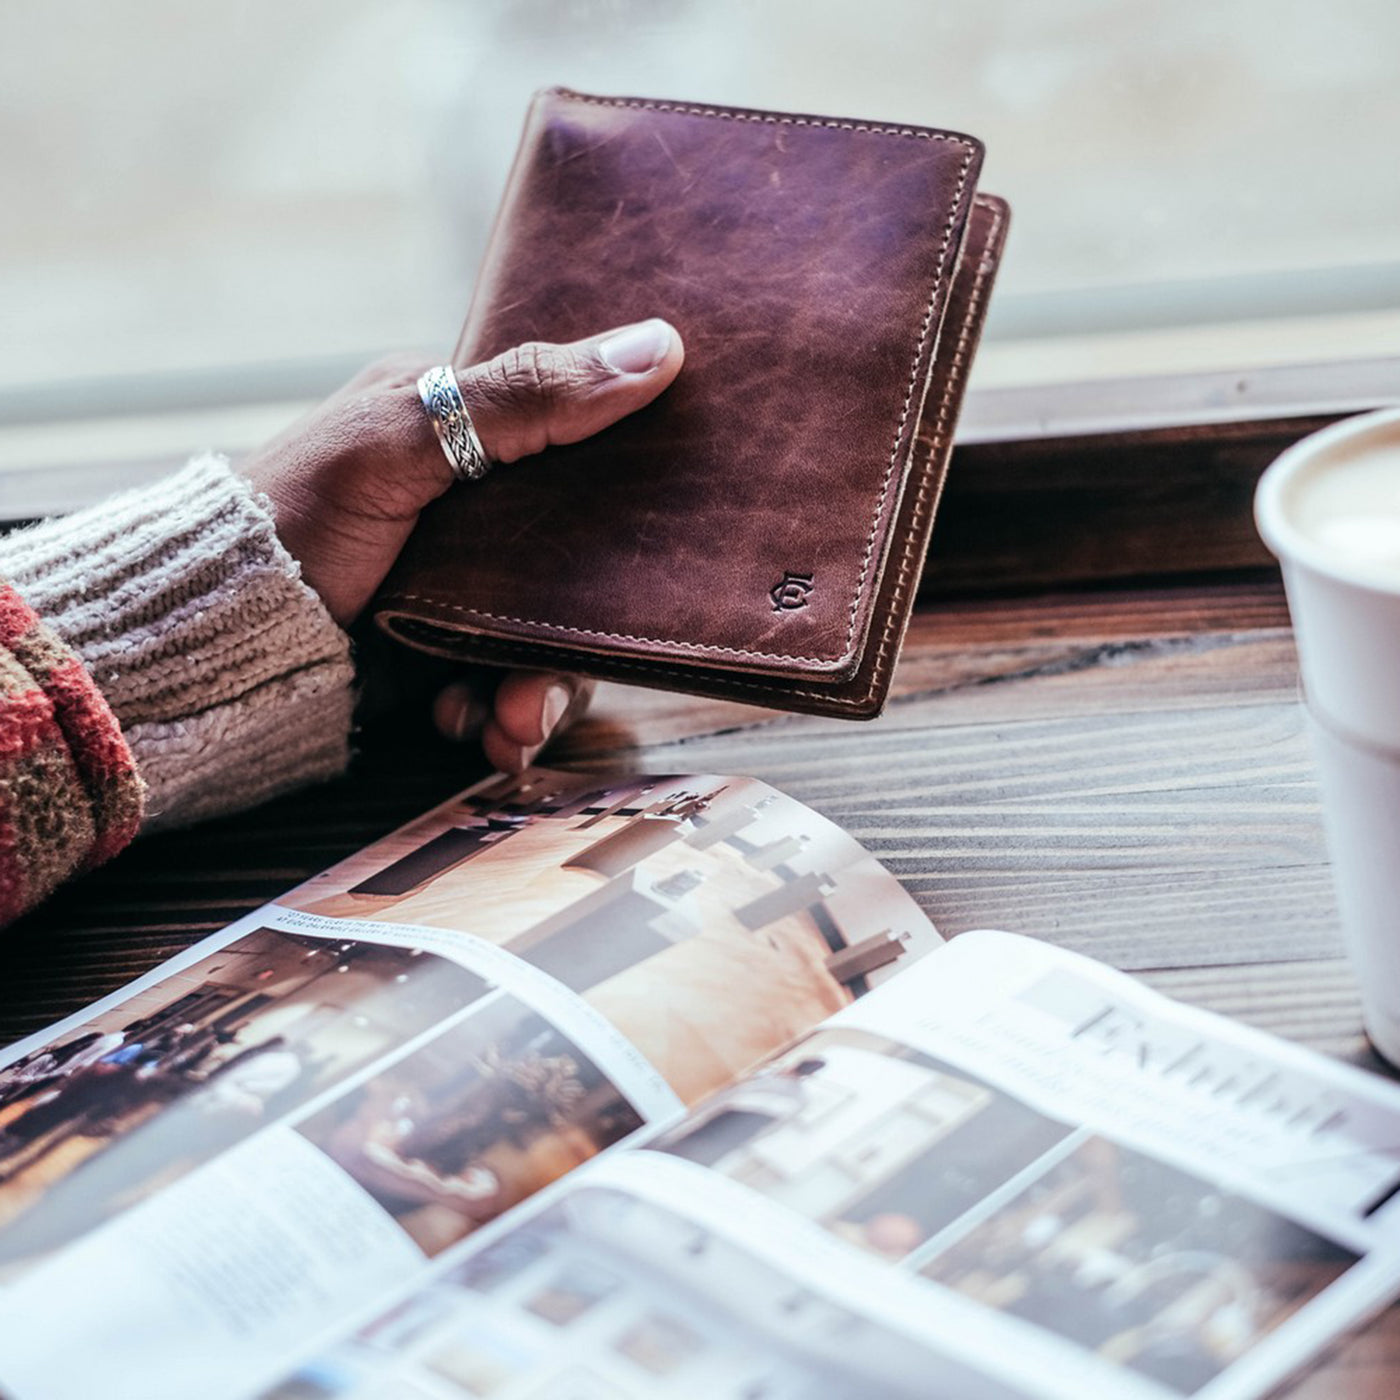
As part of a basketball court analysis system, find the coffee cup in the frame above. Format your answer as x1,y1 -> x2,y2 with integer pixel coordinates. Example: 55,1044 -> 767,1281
1303,713 -> 1400,1064
1256,407 -> 1400,751
1256,406 -> 1400,1066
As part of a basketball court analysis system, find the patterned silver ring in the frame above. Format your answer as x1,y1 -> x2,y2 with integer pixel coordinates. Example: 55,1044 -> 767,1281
417,365 -> 492,483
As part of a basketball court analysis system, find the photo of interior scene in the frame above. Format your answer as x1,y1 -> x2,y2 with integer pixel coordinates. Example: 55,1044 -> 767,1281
296,995 -> 644,1257
656,1029 -> 1072,1261
0,929 -> 487,1277
282,769 -> 941,1103
919,1136 -> 1359,1394
261,1185 -> 1038,1400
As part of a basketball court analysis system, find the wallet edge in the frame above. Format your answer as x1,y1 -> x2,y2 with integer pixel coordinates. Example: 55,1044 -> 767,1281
386,87 -> 985,680
376,193 -> 1010,720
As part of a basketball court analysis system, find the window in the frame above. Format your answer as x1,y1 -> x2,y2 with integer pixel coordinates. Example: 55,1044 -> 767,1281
4,0 -> 1398,513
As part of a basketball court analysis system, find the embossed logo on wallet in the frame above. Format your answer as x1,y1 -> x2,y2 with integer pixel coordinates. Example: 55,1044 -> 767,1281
770,574 -> 815,612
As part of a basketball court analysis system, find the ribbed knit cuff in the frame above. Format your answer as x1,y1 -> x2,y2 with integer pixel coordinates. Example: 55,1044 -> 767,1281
0,582 -> 144,922
0,454 -> 356,831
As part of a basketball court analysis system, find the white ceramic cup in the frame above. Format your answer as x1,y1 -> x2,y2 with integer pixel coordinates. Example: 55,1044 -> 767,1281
1256,406 -> 1400,752
1304,712 -> 1400,1066
1256,406 -> 1400,1065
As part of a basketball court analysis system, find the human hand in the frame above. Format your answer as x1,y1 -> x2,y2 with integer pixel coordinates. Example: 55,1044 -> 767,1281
240,320 -> 684,770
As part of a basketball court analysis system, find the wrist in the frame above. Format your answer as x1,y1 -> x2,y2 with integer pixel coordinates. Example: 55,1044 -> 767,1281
0,454 -> 357,829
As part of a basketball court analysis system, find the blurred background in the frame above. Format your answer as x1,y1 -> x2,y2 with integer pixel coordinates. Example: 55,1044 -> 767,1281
3,0 -> 1399,507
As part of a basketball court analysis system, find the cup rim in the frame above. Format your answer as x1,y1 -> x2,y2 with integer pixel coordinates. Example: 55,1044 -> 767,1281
1255,405 -> 1400,594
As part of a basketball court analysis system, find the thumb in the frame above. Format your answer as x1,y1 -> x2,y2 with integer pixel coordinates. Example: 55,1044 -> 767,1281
457,319 -> 684,465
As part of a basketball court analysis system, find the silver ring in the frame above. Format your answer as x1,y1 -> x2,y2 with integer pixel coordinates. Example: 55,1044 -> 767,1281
417,365 -> 492,483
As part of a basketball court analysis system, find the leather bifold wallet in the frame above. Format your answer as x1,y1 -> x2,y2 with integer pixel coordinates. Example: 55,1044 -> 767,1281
375,88 -> 1009,718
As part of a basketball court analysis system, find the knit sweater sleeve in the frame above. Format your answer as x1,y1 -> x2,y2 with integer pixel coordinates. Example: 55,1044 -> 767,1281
0,453 -> 356,836
0,582 -> 144,923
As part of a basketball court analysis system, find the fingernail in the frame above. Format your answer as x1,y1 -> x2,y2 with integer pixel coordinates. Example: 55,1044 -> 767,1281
598,319 -> 672,375
500,740 -> 540,775
434,685 -> 485,742
541,683 -> 572,737
452,703 -> 480,741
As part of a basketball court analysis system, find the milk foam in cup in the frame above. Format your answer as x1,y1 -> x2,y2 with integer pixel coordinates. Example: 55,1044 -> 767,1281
1256,406 -> 1400,1067
1291,444 -> 1400,578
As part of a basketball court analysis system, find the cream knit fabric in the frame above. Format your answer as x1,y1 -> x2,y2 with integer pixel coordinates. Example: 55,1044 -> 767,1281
0,454 -> 356,831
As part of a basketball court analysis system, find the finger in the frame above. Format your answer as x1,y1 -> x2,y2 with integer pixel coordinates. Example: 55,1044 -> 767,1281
492,672 -> 587,749
432,680 -> 492,743
481,717 -> 535,776
457,319 -> 684,464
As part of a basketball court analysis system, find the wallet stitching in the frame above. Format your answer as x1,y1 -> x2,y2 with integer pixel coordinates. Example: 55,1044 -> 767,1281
560,90 -> 979,146
791,197 -> 1006,709
836,148 -> 977,672
388,201 -> 1004,713
402,91 -> 980,670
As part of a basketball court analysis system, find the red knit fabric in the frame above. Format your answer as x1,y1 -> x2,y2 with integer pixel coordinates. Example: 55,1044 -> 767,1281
0,586 -> 34,648
0,580 -> 143,924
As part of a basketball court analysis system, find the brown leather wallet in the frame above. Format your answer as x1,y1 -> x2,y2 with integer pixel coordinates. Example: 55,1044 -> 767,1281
375,88 -> 1008,718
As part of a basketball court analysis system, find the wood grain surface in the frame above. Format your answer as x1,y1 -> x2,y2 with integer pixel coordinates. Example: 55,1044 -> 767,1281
2,573 -> 1394,1397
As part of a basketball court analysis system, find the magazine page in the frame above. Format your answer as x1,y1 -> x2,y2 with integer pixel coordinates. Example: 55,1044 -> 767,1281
277,768 -> 939,1105
641,930 -> 1400,1400
0,768 -> 938,1400
256,1151 -> 1048,1400
246,935 -> 1400,1400
273,930 -> 1400,1400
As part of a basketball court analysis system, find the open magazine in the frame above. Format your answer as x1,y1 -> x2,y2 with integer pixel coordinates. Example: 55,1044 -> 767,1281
0,768 -> 1396,1400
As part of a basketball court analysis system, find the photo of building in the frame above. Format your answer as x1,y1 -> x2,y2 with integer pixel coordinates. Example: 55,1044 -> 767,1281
919,1136 -> 1358,1394
0,929 -> 487,1275
282,770 -> 941,1103
263,1184 -> 1038,1400
297,995 -> 645,1257
657,1029 -> 1072,1260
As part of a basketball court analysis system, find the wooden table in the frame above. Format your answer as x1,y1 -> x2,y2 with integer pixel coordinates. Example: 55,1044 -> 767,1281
3,570 -> 1396,1396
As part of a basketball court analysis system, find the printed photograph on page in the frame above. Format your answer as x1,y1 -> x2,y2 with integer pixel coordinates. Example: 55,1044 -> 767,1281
262,1183 -> 1038,1400
295,991 -> 645,1258
651,1027 -> 1072,1262
279,768 -> 940,1103
0,927 -> 487,1280
917,1134 -> 1357,1395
